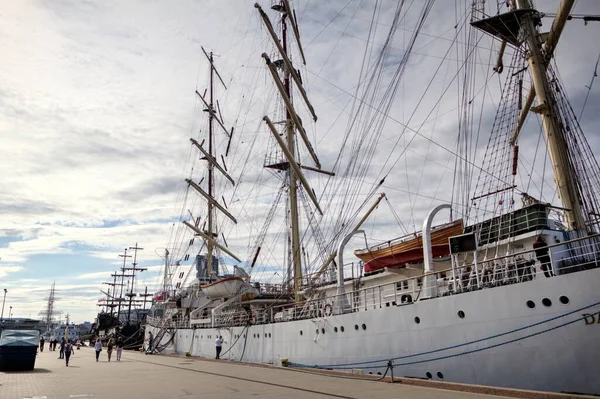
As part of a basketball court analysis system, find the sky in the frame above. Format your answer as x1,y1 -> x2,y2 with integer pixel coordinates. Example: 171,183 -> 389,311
1,0 -> 599,323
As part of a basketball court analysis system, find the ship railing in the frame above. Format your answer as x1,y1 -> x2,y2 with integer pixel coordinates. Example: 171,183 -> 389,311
268,234 -> 600,321
446,233 -> 600,293
177,234 -> 600,326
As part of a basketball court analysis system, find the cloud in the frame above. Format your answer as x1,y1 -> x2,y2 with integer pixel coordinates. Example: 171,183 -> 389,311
1,0 -> 599,322
0,265 -> 24,278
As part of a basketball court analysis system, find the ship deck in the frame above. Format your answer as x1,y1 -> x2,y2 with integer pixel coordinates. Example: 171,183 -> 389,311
1,347 -> 595,399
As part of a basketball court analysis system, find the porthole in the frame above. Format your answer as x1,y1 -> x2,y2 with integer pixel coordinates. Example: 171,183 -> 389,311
321,328 -> 325,334
377,372 -> 382,375
559,295 -> 569,305
265,333 -> 267,338
526,300 -> 535,309
300,330 -> 303,336
458,310 -> 465,319
542,298 -> 552,307
426,372 -> 432,379
268,333 -> 271,338
361,324 -> 367,330
354,324 -> 359,330
334,327 -> 338,333
340,326 -> 345,332
437,371 -> 444,379
414,316 -> 420,324
368,371 -> 373,375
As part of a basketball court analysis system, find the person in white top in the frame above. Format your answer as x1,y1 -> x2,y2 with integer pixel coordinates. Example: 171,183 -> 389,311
215,336 -> 223,359
94,339 -> 102,362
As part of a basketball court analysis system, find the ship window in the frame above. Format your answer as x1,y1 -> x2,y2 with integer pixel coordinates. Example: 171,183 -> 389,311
176,282 -> 181,289
321,328 -> 325,334
300,330 -> 303,336
179,272 -> 184,278
437,372 -> 444,379
340,326 -> 344,332
377,372 -> 382,375
426,372 -> 432,379
559,295 -> 569,305
417,278 -> 422,287
265,333 -> 267,338
542,298 -> 552,307
334,327 -> 338,333
361,324 -> 366,330
268,333 -> 271,338
457,310 -> 465,319
414,317 -> 420,324
526,300 -> 535,309
354,324 -> 359,330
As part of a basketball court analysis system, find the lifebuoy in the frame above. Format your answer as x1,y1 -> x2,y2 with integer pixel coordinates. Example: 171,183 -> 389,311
323,303 -> 333,317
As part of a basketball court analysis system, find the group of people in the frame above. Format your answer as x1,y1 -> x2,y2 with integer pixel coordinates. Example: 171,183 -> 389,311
39,336 -> 65,352
39,336 -> 74,366
94,337 -> 124,362
39,336 -> 126,366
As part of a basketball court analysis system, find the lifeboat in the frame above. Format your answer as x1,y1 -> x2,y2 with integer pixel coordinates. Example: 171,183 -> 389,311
201,276 -> 245,299
354,219 -> 464,272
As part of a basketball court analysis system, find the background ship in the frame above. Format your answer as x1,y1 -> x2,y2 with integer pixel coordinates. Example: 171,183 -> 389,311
94,244 -> 151,349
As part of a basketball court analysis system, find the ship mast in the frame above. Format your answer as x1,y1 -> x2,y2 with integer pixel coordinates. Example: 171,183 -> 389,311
257,1 -> 326,301
207,50 -> 216,277
514,0 -> 585,231
184,48 -> 240,275
280,4 -> 302,301
124,243 -> 145,324
471,0 -> 586,231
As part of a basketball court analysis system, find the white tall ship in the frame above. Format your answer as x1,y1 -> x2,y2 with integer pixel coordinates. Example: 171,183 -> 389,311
146,0 -> 600,395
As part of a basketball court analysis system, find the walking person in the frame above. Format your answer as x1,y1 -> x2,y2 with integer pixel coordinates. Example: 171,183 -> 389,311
116,337 -> 124,361
64,340 -> 73,367
106,338 -> 114,362
215,336 -> 223,359
59,337 -> 66,359
94,339 -> 102,362
39,336 -> 45,352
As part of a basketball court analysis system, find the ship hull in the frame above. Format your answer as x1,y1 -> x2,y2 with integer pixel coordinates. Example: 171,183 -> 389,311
146,267 -> 600,395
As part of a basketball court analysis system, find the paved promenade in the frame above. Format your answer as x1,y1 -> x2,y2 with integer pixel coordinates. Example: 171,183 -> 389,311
0,347 -> 592,399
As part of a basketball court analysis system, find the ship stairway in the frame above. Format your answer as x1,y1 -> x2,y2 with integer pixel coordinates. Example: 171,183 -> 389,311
148,317 -> 172,354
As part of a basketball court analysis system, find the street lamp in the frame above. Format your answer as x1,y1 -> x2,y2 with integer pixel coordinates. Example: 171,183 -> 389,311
0,289 -> 7,327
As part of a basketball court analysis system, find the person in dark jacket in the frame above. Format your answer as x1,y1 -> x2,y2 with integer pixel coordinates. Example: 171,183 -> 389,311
64,340 -> 73,366
59,337 -> 66,359
39,336 -> 45,352
533,235 -> 554,278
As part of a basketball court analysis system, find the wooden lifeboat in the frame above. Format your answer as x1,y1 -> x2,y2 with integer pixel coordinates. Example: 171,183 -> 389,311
354,219 -> 464,272
201,276 -> 245,299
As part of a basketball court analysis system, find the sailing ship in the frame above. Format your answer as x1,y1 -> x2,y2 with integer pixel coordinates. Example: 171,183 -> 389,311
94,244 -> 150,349
146,0 -> 600,395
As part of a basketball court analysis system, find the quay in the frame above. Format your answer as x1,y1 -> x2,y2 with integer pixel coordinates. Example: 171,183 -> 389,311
0,348 -> 595,399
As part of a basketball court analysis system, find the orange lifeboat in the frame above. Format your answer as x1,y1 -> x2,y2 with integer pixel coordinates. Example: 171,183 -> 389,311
354,219 -> 464,272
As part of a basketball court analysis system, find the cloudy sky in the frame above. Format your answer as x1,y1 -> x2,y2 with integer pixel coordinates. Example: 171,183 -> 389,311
1,0 -> 599,323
